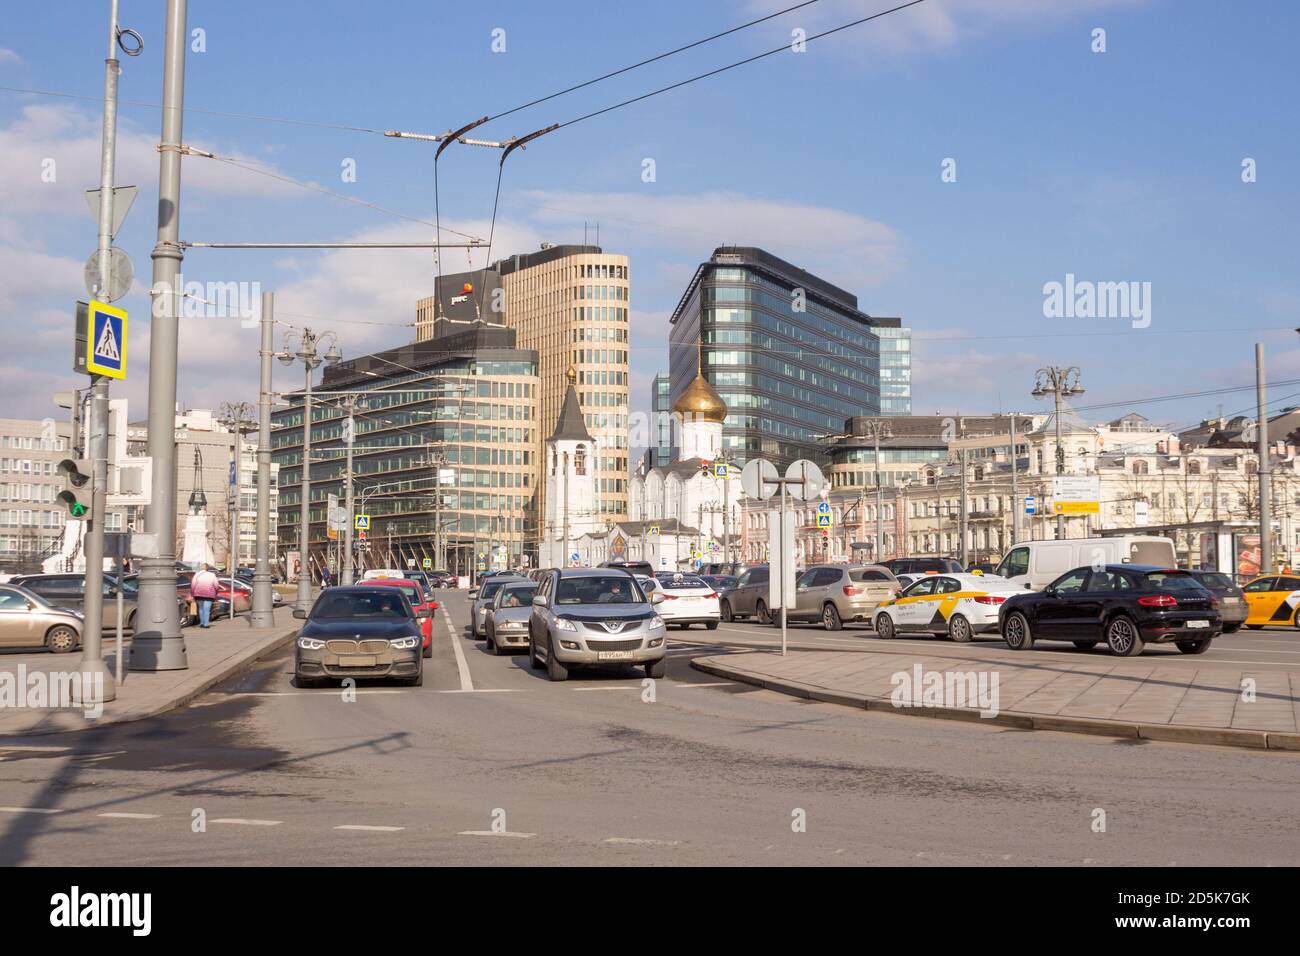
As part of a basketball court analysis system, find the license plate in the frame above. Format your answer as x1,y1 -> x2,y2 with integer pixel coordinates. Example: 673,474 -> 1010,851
1221,597 -> 1240,604
339,655 -> 378,666
1186,620 -> 1209,629
597,650 -> 634,661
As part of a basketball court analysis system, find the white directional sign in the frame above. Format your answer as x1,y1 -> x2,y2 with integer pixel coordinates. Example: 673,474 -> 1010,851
740,458 -> 779,500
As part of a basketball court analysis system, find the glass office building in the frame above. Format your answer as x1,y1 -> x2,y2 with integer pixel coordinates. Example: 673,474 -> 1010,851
649,372 -> 673,468
669,246 -> 906,468
875,323 -> 912,416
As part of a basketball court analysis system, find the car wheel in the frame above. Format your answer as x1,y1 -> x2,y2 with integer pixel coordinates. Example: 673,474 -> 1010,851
1176,639 -> 1212,655
1221,623 -> 1241,634
545,636 -> 569,682
492,637 -> 509,656
947,614 -> 972,643
1003,611 -> 1034,650
528,634 -> 544,670
705,621 -> 718,630
822,603 -> 843,631
645,657 -> 666,679
294,673 -> 322,689
127,609 -> 137,633
875,613 -> 895,641
1105,615 -> 1144,656
1072,640 -> 1099,651
720,600 -> 733,623
756,600 -> 771,625
45,625 -> 78,654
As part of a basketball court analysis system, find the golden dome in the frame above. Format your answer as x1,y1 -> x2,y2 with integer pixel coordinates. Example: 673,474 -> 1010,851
673,373 -> 727,424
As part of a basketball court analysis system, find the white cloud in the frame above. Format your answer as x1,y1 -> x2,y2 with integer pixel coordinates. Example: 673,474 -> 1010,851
0,49 -> 20,65
745,0 -> 1146,56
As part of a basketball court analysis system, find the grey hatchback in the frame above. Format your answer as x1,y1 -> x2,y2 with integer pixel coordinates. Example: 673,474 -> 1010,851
528,568 -> 668,682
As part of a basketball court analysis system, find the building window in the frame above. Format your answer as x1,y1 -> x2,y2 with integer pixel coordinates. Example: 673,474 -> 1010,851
575,444 -> 587,476
1132,460 -> 1149,475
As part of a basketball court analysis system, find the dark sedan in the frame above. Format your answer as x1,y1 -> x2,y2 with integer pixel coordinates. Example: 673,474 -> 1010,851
999,564 -> 1220,656
1184,570 -> 1246,633
292,586 -> 430,687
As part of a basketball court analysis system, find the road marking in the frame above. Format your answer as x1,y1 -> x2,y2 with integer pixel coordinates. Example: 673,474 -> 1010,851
572,686 -> 638,692
334,824 -> 404,832
439,688 -> 522,694
445,612 -> 474,692
0,745 -> 71,752
458,830 -> 535,838
602,837 -> 681,847
0,806 -> 61,815
210,818 -> 282,826
679,682 -> 734,688
228,690 -> 409,697
98,812 -> 160,820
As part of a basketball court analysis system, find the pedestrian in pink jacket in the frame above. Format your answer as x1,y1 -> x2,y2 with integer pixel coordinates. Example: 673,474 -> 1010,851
191,568 -> 220,628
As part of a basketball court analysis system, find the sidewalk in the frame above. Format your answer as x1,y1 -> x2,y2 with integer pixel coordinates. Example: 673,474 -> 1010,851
691,646 -> 1300,751
0,612 -> 299,738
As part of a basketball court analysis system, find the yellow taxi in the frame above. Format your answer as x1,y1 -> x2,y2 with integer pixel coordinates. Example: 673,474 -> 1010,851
1241,573 -> 1300,628
873,572 -> 1023,643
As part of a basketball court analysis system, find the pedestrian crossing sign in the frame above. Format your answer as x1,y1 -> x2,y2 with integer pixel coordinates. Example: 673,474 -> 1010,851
354,514 -> 370,530
85,300 -> 126,379
422,558 -> 432,569
816,514 -> 833,528
714,463 -> 729,478
648,524 -> 659,536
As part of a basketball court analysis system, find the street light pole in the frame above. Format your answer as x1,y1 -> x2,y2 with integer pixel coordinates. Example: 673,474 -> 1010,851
1256,343 -> 1272,574
1032,367 -> 1085,542
276,328 -> 341,609
341,395 -> 356,585
251,291 -> 275,626
132,0 -> 188,672
1010,412 -> 1021,547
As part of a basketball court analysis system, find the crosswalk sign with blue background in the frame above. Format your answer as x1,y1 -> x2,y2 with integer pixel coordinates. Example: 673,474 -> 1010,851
817,514 -> 833,528
355,514 -> 370,530
86,300 -> 126,379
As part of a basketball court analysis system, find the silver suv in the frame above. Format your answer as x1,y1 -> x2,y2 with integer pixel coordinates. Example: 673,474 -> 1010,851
720,565 -> 779,623
528,568 -> 667,682
788,564 -> 901,630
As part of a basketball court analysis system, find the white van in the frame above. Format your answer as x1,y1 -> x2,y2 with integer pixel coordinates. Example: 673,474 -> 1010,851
994,536 -> 1177,590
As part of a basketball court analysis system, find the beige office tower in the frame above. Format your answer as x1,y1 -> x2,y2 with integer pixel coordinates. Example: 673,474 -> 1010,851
415,244 -> 630,542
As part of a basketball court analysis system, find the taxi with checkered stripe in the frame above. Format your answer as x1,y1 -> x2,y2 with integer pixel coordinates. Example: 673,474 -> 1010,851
1241,573 -> 1300,628
873,572 -> 1023,642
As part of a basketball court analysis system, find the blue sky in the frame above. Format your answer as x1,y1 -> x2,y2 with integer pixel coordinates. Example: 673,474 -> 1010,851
2,0 -> 1298,440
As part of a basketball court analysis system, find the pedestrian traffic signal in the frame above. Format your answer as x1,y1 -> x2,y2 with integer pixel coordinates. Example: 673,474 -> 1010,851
56,458 -> 92,520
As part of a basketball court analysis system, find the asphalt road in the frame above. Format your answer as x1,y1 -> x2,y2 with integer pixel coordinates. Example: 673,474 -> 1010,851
0,592 -> 1297,866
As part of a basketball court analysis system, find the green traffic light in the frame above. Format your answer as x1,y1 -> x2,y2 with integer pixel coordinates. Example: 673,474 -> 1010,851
70,503 -> 87,517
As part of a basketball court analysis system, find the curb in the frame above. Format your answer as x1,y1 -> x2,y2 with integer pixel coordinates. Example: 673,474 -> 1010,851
0,628 -> 299,739
690,657 -> 1300,752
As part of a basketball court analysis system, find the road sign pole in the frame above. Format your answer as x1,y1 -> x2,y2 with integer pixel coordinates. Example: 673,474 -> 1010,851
133,0 -> 189,671
780,479 -> 787,658
342,398 -> 355,585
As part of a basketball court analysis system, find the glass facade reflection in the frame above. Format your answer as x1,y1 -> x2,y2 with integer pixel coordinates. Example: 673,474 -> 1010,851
669,247 -> 905,469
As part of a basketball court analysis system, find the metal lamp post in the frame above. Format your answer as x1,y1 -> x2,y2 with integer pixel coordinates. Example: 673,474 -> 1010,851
1032,367 -> 1084,540
276,328 -> 340,609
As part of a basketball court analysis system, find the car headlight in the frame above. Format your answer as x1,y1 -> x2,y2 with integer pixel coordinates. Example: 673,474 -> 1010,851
554,617 -> 578,632
297,637 -> 325,650
390,636 -> 419,649
649,614 -> 665,629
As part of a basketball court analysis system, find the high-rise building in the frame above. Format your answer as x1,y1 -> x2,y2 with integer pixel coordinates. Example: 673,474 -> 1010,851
416,243 -> 630,525
874,323 -> 912,416
648,372 -> 673,470
273,323 -> 539,579
668,246 -> 908,469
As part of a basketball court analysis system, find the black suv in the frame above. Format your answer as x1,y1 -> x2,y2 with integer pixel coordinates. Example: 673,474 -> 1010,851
880,557 -> 965,577
998,564 -> 1220,656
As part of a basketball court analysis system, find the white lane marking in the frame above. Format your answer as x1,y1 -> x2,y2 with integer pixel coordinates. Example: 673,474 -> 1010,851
98,812 -> 160,820
210,818 -> 282,826
572,686 -> 638,692
445,611 -> 474,692
0,745 -> 71,752
439,688 -> 521,694
228,690 -> 408,697
458,830 -> 535,838
0,806 -> 61,815
603,837 -> 681,847
680,682 -> 735,688
334,824 -> 405,832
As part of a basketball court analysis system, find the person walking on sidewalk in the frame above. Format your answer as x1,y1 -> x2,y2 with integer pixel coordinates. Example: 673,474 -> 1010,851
191,567 -> 220,628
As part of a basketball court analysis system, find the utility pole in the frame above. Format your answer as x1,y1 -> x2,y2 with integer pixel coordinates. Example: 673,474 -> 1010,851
341,395 -> 356,584
133,0 -> 188,672
1010,412 -> 1021,546
1033,367 -> 1085,541
276,328 -> 341,609
864,420 -> 893,563
78,0 -> 128,702
218,401 -> 255,617
250,291 -> 275,626
958,440 -> 969,568
1256,343 -> 1272,573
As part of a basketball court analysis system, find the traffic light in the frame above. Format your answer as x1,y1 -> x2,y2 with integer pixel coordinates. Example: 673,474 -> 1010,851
56,458 -> 92,520
699,459 -> 712,476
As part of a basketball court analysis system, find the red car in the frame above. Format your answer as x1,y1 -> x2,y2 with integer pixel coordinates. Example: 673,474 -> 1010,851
357,578 -> 438,658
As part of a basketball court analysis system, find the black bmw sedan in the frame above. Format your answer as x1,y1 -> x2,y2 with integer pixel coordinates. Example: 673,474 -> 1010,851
292,586 -> 429,687
998,564 -> 1220,657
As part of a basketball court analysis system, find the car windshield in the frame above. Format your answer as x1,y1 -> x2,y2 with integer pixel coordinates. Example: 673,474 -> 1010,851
480,581 -> 508,600
851,568 -> 892,582
500,585 -> 536,607
1197,572 -> 1234,589
556,575 -> 644,605
312,591 -> 408,619
1143,571 -> 1204,591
